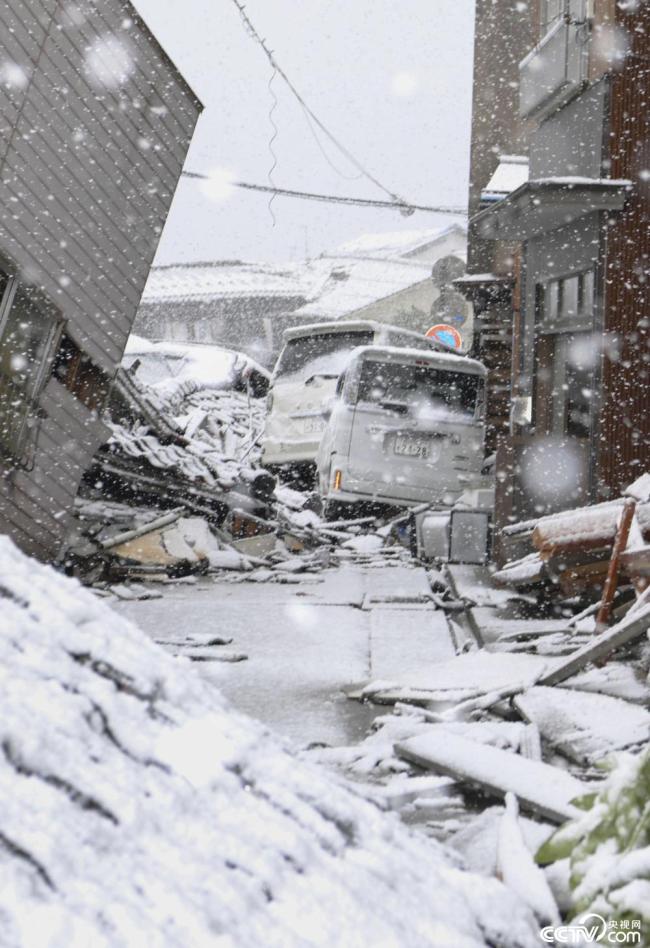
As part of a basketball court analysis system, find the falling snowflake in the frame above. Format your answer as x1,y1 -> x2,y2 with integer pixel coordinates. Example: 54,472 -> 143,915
199,167 -> 236,203
0,61 -> 29,89
83,35 -> 135,89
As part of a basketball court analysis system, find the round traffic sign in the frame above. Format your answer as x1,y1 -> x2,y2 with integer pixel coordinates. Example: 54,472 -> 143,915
425,324 -> 463,350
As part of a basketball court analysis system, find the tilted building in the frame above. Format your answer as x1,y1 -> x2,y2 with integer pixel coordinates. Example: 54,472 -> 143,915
0,0 -> 201,560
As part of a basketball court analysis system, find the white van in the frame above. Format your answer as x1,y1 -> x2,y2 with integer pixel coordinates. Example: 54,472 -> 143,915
261,321 -> 439,478
316,346 -> 487,515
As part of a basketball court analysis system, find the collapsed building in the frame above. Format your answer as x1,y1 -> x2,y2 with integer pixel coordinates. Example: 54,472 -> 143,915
0,0 -> 201,561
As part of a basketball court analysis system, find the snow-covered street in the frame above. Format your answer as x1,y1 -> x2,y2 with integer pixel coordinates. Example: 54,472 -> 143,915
115,559 -> 453,748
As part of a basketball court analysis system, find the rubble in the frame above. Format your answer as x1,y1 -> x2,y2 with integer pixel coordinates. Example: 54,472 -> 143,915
0,535 -> 543,948
394,731 -> 587,823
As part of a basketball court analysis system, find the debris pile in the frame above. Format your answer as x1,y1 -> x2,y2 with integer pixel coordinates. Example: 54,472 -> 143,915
0,535 -> 542,948
495,475 -> 650,603
304,480 -> 650,931
84,367 -> 274,521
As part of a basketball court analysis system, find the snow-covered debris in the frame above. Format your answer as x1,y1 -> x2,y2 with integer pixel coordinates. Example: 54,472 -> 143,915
395,731 -> 588,824
122,336 -> 270,396
0,536 -> 540,947
107,377 -> 267,494
513,687 -> 650,765
497,794 -> 560,927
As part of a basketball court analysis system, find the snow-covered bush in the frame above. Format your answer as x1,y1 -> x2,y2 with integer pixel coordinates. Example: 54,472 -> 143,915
537,749 -> 650,935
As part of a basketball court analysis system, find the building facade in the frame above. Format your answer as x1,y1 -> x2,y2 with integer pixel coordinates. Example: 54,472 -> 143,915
460,0 -> 649,561
134,260 -> 314,367
0,0 -> 201,560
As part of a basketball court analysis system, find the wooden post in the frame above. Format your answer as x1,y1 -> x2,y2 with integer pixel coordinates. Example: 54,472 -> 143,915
595,498 -> 636,632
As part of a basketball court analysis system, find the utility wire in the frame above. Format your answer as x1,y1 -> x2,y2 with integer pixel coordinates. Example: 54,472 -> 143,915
229,0 -> 413,210
182,170 -> 466,215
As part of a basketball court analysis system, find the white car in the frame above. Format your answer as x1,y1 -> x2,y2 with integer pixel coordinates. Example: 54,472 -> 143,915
316,346 -> 487,516
261,321 -> 440,482
122,336 -> 270,397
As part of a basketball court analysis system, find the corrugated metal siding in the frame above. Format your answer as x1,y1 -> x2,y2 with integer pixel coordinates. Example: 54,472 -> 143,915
598,5 -> 650,496
0,0 -> 201,559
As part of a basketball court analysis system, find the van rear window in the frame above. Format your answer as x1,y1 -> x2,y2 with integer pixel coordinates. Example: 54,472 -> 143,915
357,360 -> 481,419
276,331 -> 373,381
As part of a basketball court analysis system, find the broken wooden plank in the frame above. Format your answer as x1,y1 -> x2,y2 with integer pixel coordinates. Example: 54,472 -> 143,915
513,686 -> 650,765
497,793 -> 560,927
101,508 -> 185,549
394,731 -> 587,823
596,498 -> 637,630
538,602 -> 650,687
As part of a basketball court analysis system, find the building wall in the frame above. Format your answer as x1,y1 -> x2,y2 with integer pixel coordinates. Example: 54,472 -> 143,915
467,0 -> 534,272
135,296 -> 307,367
598,1 -> 650,497
401,228 -> 467,267
485,1 -> 649,558
0,0 -> 200,559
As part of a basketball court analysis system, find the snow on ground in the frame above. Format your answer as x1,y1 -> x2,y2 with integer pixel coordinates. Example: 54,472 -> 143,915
0,536 -> 541,947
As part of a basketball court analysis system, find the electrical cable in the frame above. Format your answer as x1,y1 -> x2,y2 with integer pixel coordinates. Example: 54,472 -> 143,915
181,170 -> 466,215
229,0 -> 413,210
267,68 -> 279,226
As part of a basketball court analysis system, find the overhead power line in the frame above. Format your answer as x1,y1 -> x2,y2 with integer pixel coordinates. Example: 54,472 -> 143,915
229,0 -> 414,210
181,170 -> 466,215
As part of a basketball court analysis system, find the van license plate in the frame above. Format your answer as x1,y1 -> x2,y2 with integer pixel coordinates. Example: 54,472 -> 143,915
303,417 -> 325,434
394,435 -> 429,459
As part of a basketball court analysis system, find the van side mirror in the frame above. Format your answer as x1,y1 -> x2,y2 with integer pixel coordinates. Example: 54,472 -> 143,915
321,397 -> 335,420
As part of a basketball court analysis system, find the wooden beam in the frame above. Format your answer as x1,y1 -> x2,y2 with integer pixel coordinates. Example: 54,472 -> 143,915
538,603 -> 650,687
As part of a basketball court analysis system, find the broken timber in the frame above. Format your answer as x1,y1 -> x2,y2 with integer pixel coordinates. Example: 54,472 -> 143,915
394,732 -> 586,823
538,602 -> 650,687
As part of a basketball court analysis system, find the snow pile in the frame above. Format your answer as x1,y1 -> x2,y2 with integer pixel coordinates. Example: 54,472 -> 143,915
0,536 -> 540,947
107,379 -> 266,492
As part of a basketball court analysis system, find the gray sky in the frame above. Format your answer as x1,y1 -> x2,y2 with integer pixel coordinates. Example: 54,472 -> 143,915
132,0 -> 476,265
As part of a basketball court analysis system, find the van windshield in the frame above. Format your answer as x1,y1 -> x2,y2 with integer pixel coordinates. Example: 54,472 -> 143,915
275,331 -> 373,382
357,360 -> 481,421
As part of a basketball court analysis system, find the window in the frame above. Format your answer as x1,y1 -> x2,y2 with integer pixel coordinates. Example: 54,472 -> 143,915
275,331 -> 373,381
539,1 -> 587,36
0,277 -> 61,462
540,0 -> 565,33
538,269 -> 595,332
532,269 -> 597,439
52,332 -> 111,411
562,333 -> 594,438
356,359 -> 482,421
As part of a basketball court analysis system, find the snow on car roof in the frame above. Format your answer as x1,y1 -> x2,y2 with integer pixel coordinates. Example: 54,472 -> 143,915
352,345 -> 487,374
282,319 -> 434,342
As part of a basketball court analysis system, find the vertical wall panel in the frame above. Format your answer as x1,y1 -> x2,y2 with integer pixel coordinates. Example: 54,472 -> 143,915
598,5 -> 650,496
0,0 -> 201,560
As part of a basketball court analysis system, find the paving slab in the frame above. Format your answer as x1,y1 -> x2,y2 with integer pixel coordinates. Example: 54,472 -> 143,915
370,608 -> 454,681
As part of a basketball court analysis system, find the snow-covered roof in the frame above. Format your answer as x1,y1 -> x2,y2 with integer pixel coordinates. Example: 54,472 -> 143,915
294,255 -> 433,321
141,260 -> 316,304
335,222 -> 467,260
482,156 -> 529,202
0,535 -> 540,946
